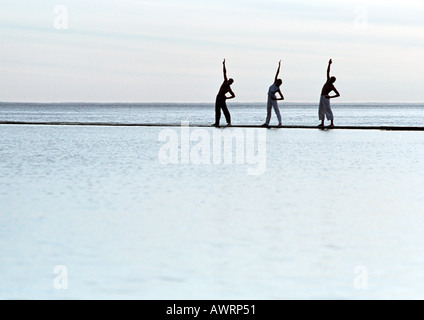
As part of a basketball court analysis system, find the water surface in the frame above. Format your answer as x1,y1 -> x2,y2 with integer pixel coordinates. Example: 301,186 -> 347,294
1,103 -> 424,299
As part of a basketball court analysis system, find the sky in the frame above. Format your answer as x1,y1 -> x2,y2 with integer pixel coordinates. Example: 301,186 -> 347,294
1,0 -> 424,102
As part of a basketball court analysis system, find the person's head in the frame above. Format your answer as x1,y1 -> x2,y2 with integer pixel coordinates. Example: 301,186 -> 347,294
228,78 -> 234,85
276,79 -> 283,87
330,76 -> 336,83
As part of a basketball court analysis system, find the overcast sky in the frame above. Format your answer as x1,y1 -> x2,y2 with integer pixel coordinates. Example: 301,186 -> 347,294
1,0 -> 423,102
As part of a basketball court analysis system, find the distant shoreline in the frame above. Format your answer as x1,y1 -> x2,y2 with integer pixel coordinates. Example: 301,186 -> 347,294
1,101 -> 424,105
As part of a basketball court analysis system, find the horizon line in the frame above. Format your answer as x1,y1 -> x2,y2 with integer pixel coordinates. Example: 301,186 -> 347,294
1,101 -> 424,104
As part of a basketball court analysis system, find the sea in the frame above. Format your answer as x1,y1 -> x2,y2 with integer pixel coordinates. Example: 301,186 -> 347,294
1,102 -> 424,300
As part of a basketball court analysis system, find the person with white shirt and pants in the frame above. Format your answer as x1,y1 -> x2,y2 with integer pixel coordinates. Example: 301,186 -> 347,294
262,60 -> 284,127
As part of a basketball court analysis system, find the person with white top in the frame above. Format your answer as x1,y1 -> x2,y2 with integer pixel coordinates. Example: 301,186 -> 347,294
262,60 -> 284,127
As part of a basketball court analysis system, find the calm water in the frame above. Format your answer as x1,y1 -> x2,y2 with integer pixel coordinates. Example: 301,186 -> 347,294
1,103 -> 424,299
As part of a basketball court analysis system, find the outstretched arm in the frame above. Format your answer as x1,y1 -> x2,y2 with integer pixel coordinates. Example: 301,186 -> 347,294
327,59 -> 332,81
223,59 -> 228,82
274,60 -> 281,83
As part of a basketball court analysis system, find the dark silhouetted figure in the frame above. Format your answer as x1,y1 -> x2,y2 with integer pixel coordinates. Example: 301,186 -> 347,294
318,59 -> 340,127
212,59 -> 235,127
262,60 -> 284,127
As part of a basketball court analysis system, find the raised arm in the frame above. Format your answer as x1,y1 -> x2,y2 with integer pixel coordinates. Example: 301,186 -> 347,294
223,59 -> 228,82
327,59 -> 332,81
274,60 -> 281,83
